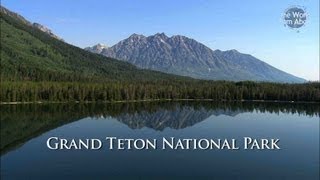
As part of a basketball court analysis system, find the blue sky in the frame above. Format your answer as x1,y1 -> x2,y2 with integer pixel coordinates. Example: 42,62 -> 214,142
2,0 -> 319,80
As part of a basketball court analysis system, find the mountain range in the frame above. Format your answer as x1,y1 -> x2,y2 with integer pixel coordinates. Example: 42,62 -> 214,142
0,5 -> 305,83
86,33 -> 305,83
0,6 -> 187,82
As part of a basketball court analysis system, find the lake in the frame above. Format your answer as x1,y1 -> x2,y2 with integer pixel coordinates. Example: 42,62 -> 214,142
0,101 -> 319,179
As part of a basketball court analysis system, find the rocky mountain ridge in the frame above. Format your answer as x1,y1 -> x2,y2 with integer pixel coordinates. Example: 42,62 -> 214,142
85,33 -> 305,83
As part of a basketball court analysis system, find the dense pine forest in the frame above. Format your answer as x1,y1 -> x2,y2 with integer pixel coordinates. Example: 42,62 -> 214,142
0,6 -> 319,103
1,81 -> 319,102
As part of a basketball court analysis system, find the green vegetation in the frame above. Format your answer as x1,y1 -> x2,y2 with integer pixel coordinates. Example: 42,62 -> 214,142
0,7 -> 319,103
1,81 -> 319,102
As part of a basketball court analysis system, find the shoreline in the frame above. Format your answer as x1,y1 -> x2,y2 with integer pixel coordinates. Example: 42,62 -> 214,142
0,99 -> 318,105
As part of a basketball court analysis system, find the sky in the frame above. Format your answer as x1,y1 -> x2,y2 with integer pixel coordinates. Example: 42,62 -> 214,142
2,0 -> 319,80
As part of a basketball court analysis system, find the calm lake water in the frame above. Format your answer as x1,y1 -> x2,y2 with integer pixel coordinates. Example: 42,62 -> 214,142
0,101 -> 319,179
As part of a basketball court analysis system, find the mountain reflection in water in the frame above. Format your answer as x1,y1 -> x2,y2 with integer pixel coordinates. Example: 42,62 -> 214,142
0,101 -> 319,155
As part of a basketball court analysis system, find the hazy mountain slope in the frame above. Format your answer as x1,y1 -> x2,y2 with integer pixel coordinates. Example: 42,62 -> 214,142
87,33 -> 305,83
214,49 -> 305,83
84,43 -> 108,54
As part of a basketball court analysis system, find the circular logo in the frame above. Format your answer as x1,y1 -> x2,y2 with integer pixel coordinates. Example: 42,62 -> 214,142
283,6 -> 307,30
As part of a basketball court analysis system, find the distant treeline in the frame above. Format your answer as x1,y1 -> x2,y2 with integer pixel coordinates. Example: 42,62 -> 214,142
1,81 -> 319,102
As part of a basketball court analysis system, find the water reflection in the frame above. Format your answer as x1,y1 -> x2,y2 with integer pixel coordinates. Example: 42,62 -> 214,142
1,101 -> 318,155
